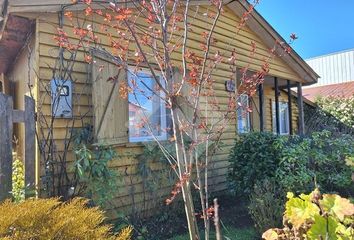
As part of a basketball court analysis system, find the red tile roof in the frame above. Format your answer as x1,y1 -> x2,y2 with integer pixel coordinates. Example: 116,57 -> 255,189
302,81 -> 354,102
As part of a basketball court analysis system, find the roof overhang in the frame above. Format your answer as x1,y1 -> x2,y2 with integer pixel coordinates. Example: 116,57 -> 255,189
1,0 -> 320,84
4,0 -> 211,13
227,0 -> 320,85
0,12 -> 33,74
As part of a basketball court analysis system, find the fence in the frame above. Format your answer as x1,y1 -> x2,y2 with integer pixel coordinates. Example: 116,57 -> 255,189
0,93 -> 35,201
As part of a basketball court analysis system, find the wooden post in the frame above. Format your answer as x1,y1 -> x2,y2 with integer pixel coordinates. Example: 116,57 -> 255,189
24,96 -> 36,196
0,93 -> 13,201
258,83 -> 264,131
274,77 -> 280,135
213,198 -> 222,240
297,82 -> 305,135
287,80 -> 293,135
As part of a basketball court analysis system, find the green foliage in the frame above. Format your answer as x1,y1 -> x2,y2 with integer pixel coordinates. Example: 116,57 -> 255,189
228,132 -> 283,195
11,152 -> 25,203
137,142 -> 177,196
228,131 -> 354,197
228,131 -> 354,236
262,189 -> 354,240
0,198 -> 132,240
316,95 -> 354,128
276,131 -> 354,195
248,179 -> 284,234
72,125 -> 121,207
119,142 -> 182,239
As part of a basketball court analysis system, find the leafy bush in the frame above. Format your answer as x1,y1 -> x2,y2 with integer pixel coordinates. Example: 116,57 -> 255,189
71,126 -> 122,207
0,198 -> 132,240
262,189 -> 354,240
276,131 -> 354,195
228,132 -> 283,195
228,131 -> 354,197
228,131 -> 354,235
73,144 -> 120,206
316,95 -> 354,128
248,179 -> 285,234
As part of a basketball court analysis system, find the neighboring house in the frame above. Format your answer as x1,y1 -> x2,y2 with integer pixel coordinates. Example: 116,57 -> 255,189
0,0 -> 319,214
306,49 -> 354,87
302,81 -> 354,102
303,49 -> 354,134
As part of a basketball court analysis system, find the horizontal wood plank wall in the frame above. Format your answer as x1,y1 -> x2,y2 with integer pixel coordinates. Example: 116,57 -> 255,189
36,5 -> 302,219
264,86 -> 299,133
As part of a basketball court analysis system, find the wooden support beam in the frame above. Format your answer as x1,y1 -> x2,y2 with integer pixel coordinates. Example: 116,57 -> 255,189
274,77 -> 280,135
297,82 -> 305,135
24,96 -> 36,197
0,93 -> 13,201
258,83 -> 264,131
287,80 -> 293,135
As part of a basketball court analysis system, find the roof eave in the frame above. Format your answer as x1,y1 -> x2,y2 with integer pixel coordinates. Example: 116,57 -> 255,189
227,0 -> 320,84
0,14 -> 34,74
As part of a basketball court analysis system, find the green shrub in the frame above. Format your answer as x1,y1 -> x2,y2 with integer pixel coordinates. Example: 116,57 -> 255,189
0,198 -> 132,240
316,95 -> 354,128
228,132 -> 283,195
228,131 -> 354,197
276,131 -> 354,195
248,179 -> 285,234
228,131 -> 354,236
262,189 -> 354,240
71,126 -> 122,208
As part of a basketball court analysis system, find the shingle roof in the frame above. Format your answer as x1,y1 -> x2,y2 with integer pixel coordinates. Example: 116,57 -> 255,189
302,81 -> 354,102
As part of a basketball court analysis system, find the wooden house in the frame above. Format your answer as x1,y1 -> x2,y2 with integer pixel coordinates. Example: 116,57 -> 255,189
0,0 -> 319,217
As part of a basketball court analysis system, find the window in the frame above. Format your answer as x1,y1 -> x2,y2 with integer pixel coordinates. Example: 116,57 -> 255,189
272,101 -> 290,135
91,49 -> 171,144
237,94 -> 250,133
128,70 -> 169,142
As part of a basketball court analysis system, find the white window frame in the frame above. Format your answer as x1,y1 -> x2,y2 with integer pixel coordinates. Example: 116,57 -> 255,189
128,69 -> 168,143
237,94 -> 251,134
272,101 -> 290,135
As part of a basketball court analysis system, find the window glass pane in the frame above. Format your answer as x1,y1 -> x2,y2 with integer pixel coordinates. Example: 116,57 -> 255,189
280,102 -> 289,134
237,94 -> 250,133
273,101 -> 289,135
128,71 -> 167,142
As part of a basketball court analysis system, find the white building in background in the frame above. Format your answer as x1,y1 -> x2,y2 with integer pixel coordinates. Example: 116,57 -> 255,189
306,49 -> 354,87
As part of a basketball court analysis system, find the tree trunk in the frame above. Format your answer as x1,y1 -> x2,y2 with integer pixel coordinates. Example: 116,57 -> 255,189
170,103 -> 200,240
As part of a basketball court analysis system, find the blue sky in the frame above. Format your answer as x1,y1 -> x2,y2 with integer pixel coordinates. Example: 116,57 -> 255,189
255,1 -> 354,59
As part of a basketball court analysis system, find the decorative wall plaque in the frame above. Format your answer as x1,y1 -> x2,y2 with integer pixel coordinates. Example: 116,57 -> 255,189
225,80 -> 236,92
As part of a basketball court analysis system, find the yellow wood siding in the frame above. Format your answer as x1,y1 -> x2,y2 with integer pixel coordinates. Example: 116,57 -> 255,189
34,5 -> 302,218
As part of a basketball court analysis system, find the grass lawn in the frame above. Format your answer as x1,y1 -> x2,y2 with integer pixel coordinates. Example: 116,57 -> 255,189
170,226 -> 257,240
